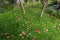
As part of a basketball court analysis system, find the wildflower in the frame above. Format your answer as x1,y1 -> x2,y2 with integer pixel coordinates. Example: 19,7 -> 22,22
32,38 -> 35,40
35,29 -> 40,34
19,34 -> 22,36
42,22 -> 44,24
27,28 -> 29,30
46,29 -> 48,32
22,37 -> 24,39
6,36 -> 10,39
22,31 -> 26,36
32,23 -> 34,25
29,33 -> 31,35
59,24 -> 60,26
21,17 -> 23,19
43,28 -> 48,32
25,21 -> 29,24
54,25 -> 56,28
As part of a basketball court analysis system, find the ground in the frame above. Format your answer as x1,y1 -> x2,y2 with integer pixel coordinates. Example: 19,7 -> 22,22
0,6 -> 60,40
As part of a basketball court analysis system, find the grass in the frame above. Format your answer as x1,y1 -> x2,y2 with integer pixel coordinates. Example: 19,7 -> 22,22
0,6 -> 60,40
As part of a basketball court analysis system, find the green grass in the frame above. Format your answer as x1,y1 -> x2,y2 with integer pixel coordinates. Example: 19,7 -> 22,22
0,7 -> 60,40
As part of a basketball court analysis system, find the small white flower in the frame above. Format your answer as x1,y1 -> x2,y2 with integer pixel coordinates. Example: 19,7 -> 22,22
22,37 -> 24,39
46,29 -> 48,32
29,33 -> 31,35
19,34 -> 22,36
42,22 -> 44,24
21,17 -> 23,19
27,28 -> 29,30
59,24 -> 60,26
6,36 -> 10,39
54,25 -> 56,28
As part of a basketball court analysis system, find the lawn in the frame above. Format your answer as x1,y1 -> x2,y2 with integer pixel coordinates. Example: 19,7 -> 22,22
0,6 -> 60,40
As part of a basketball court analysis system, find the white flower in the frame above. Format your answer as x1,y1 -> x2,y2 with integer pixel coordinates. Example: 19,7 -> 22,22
29,33 -> 31,35
21,17 -> 23,19
22,37 -> 24,39
27,28 -> 29,30
54,25 -> 56,28
19,34 -> 22,36
46,29 -> 48,32
59,24 -> 60,26
6,36 -> 10,39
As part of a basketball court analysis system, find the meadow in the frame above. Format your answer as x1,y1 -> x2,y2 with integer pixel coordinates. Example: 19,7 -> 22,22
0,4 -> 60,40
